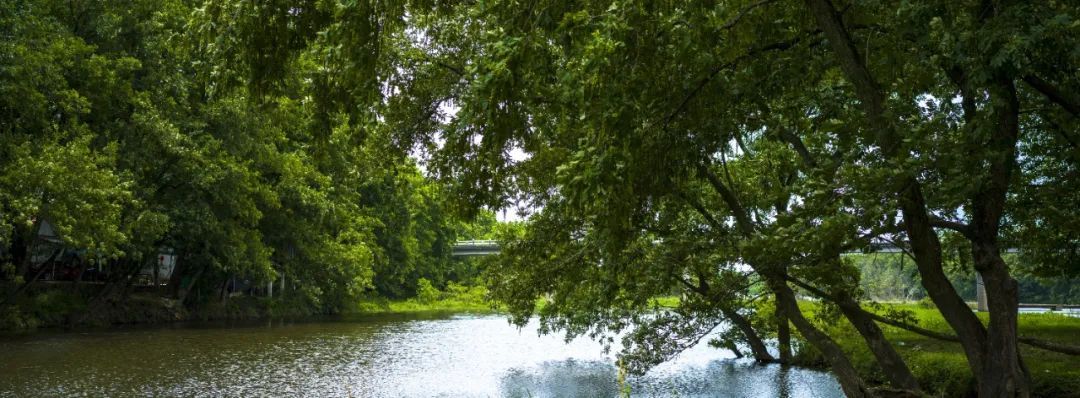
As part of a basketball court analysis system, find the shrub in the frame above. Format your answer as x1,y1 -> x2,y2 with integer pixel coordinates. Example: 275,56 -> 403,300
416,278 -> 442,303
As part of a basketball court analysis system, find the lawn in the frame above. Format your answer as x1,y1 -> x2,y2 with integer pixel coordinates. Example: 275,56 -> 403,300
804,302 -> 1080,397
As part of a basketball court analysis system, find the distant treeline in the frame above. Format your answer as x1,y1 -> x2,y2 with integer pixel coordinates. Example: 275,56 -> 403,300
850,253 -> 1080,304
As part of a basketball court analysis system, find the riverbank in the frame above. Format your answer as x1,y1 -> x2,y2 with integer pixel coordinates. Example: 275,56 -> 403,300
0,289 -> 322,332
0,282 -> 497,332
796,302 -> 1080,397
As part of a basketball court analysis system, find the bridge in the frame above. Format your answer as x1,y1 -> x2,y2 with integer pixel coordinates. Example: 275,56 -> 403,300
451,240 -> 500,257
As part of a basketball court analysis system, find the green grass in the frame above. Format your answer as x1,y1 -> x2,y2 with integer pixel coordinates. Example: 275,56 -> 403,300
353,281 -> 498,315
799,302 -> 1080,397
352,296 -> 498,315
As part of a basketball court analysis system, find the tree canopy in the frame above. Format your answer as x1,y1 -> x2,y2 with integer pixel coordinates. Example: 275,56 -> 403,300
2,0 -> 1078,396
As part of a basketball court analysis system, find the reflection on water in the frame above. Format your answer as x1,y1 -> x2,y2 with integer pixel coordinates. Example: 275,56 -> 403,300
500,359 -> 838,398
0,314 -> 842,397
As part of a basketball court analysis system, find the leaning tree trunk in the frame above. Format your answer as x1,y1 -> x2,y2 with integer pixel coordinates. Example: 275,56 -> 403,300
176,265 -> 204,304
720,306 -> 776,363
900,185 -> 990,382
834,293 -> 921,393
771,279 -> 873,398
798,1 -> 1033,394
787,274 -> 921,394
0,249 -> 61,306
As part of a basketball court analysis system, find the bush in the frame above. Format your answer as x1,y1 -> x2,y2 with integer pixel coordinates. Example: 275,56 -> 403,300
416,278 -> 442,303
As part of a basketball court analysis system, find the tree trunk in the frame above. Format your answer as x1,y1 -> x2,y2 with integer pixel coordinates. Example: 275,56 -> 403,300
798,1 -> 1028,394
8,230 -> 28,281
720,306 -> 776,363
219,276 -> 230,303
975,253 -> 1027,397
776,295 -> 792,364
834,293 -> 921,393
176,265 -> 204,304
772,279 -> 873,398
967,76 -> 1029,397
787,273 -> 920,393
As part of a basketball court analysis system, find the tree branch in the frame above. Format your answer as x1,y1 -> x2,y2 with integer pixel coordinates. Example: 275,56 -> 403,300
675,190 -> 724,231
664,34 -> 823,128
778,127 -> 818,168
802,0 -> 885,121
1023,75 -> 1080,117
928,216 -> 974,240
1019,336 -> 1080,356
720,0 -> 776,30
696,164 -> 756,236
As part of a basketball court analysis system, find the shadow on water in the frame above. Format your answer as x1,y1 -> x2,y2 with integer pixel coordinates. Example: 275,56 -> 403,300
500,359 -> 618,398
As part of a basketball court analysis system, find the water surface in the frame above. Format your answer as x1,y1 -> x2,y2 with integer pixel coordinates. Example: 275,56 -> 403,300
0,313 -> 842,397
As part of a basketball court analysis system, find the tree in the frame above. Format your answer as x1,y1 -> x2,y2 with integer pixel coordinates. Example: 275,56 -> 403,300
3,0 -> 1077,395
1,0 -> 457,324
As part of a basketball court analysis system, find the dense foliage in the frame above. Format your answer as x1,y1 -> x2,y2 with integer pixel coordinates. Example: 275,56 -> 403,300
0,0 -> 480,324
2,0 -> 1078,397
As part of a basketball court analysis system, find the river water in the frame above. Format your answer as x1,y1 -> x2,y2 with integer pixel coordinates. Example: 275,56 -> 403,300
0,313 -> 842,397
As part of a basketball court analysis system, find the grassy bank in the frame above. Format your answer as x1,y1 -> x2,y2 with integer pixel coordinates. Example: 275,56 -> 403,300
353,280 -> 496,315
353,296 -> 496,315
797,302 -> 1080,397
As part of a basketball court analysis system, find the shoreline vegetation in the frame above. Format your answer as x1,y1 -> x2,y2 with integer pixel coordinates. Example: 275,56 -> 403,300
0,279 -> 496,331
353,280 -> 496,315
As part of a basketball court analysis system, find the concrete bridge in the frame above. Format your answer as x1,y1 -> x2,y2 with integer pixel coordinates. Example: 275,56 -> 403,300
451,240 -> 500,257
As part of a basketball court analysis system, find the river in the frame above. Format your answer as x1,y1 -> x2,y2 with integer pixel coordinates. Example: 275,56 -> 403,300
0,313 -> 842,397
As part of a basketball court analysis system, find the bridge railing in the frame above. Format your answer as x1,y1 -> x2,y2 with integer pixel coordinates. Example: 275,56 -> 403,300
453,240 -> 499,246
450,240 -> 501,256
